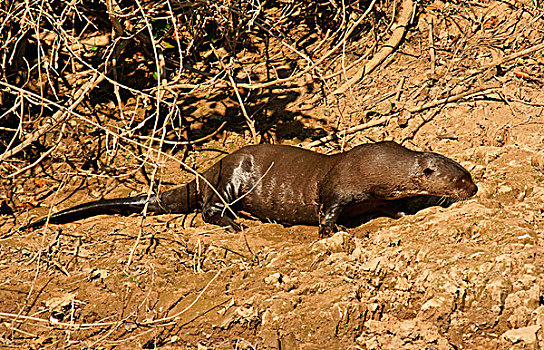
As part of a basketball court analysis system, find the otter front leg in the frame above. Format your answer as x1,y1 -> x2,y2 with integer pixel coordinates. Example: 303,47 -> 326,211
318,191 -> 371,237
199,153 -> 255,232
318,195 -> 357,237
202,201 -> 242,231
200,178 -> 243,231
203,212 -> 241,231
318,202 -> 344,237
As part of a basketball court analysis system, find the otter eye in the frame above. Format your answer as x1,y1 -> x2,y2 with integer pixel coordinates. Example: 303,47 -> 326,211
423,168 -> 434,176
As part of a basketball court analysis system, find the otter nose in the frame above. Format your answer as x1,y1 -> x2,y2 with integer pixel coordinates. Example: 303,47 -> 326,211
458,176 -> 478,197
470,183 -> 478,196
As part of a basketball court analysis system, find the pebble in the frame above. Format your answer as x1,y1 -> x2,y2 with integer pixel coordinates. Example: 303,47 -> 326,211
501,325 -> 540,344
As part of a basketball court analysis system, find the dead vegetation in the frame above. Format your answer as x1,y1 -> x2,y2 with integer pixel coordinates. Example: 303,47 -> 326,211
0,0 -> 395,176
1,0 -> 544,348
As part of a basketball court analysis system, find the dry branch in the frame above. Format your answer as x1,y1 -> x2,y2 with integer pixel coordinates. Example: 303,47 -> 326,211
304,115 -> 389,148
406,84 -> 501,114
332,0 -> 416,95
7,124 -> 66,178
473,41 -> 544,75
0,72 -> 106,163
428,17 -> 436,76
234,0 -> 379,90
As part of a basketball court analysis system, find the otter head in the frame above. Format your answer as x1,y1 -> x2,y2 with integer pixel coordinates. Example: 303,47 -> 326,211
409,152 -> 478,199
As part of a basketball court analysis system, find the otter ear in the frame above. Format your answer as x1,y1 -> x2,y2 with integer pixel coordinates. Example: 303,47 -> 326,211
423,168 -> 435,176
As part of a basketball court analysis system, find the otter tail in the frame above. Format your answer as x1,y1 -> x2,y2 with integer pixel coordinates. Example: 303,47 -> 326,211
22,180 -> 200,230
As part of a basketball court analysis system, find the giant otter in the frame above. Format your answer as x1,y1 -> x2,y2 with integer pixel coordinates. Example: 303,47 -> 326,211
22,141 -> 478,236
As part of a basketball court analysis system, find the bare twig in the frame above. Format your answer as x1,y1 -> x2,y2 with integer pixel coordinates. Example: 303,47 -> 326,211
210,44 -> 257,143
137,121 -> 227,145
7,124 -> 66,178
406,84 -> 501,114
141,269 -> 222,325
231,0 -> 379,90
428,17 -> 436,76
0,72 -> 106,163
125,0 -> 172,268
304,115 -> 390,148
226,68 -> 257,143
0,269 -> 222,330
395,76 -> 407,103
332,0 -> 416,95
477,41 -> 544,73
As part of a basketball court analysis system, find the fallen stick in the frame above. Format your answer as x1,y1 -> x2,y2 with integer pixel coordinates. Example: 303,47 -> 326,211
406,84 -> 501,114
477,41 -> 544,73
304,83 -> 499,148
304,115 -> 389,148
0,72 -> 106,163
332,0 -> 416,95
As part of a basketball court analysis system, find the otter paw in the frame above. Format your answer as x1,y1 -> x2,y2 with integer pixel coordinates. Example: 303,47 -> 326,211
319,226 -> 335,238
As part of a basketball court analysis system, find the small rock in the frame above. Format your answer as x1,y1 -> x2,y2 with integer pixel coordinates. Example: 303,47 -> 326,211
236,305 -> 256,320
497,184 -> 512,194
377,100 -> 395,115
394,277 -> 412,291
43,293 -> 78,323
517,185 -> 529,201
421,297 -> 445,311
397,110 -> 411,128
44,293 -> 76,312
233,338 -> 257,350
398,319 -> 416,339
531,152 -> 544,171
261,310 -> 273,326
501,325 -> 540,344
358,335 -> 379,350
351,246 -> 364,261
472,146 -> 503,164
279,333 -> 299,350
89,268 -> 109,280
265,272 -> 282,286
485,278 -> 507,303
362,257 -> 383,272
280,276 -> 297,292
315,231 -> 355,254
513,274 -> 537,292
